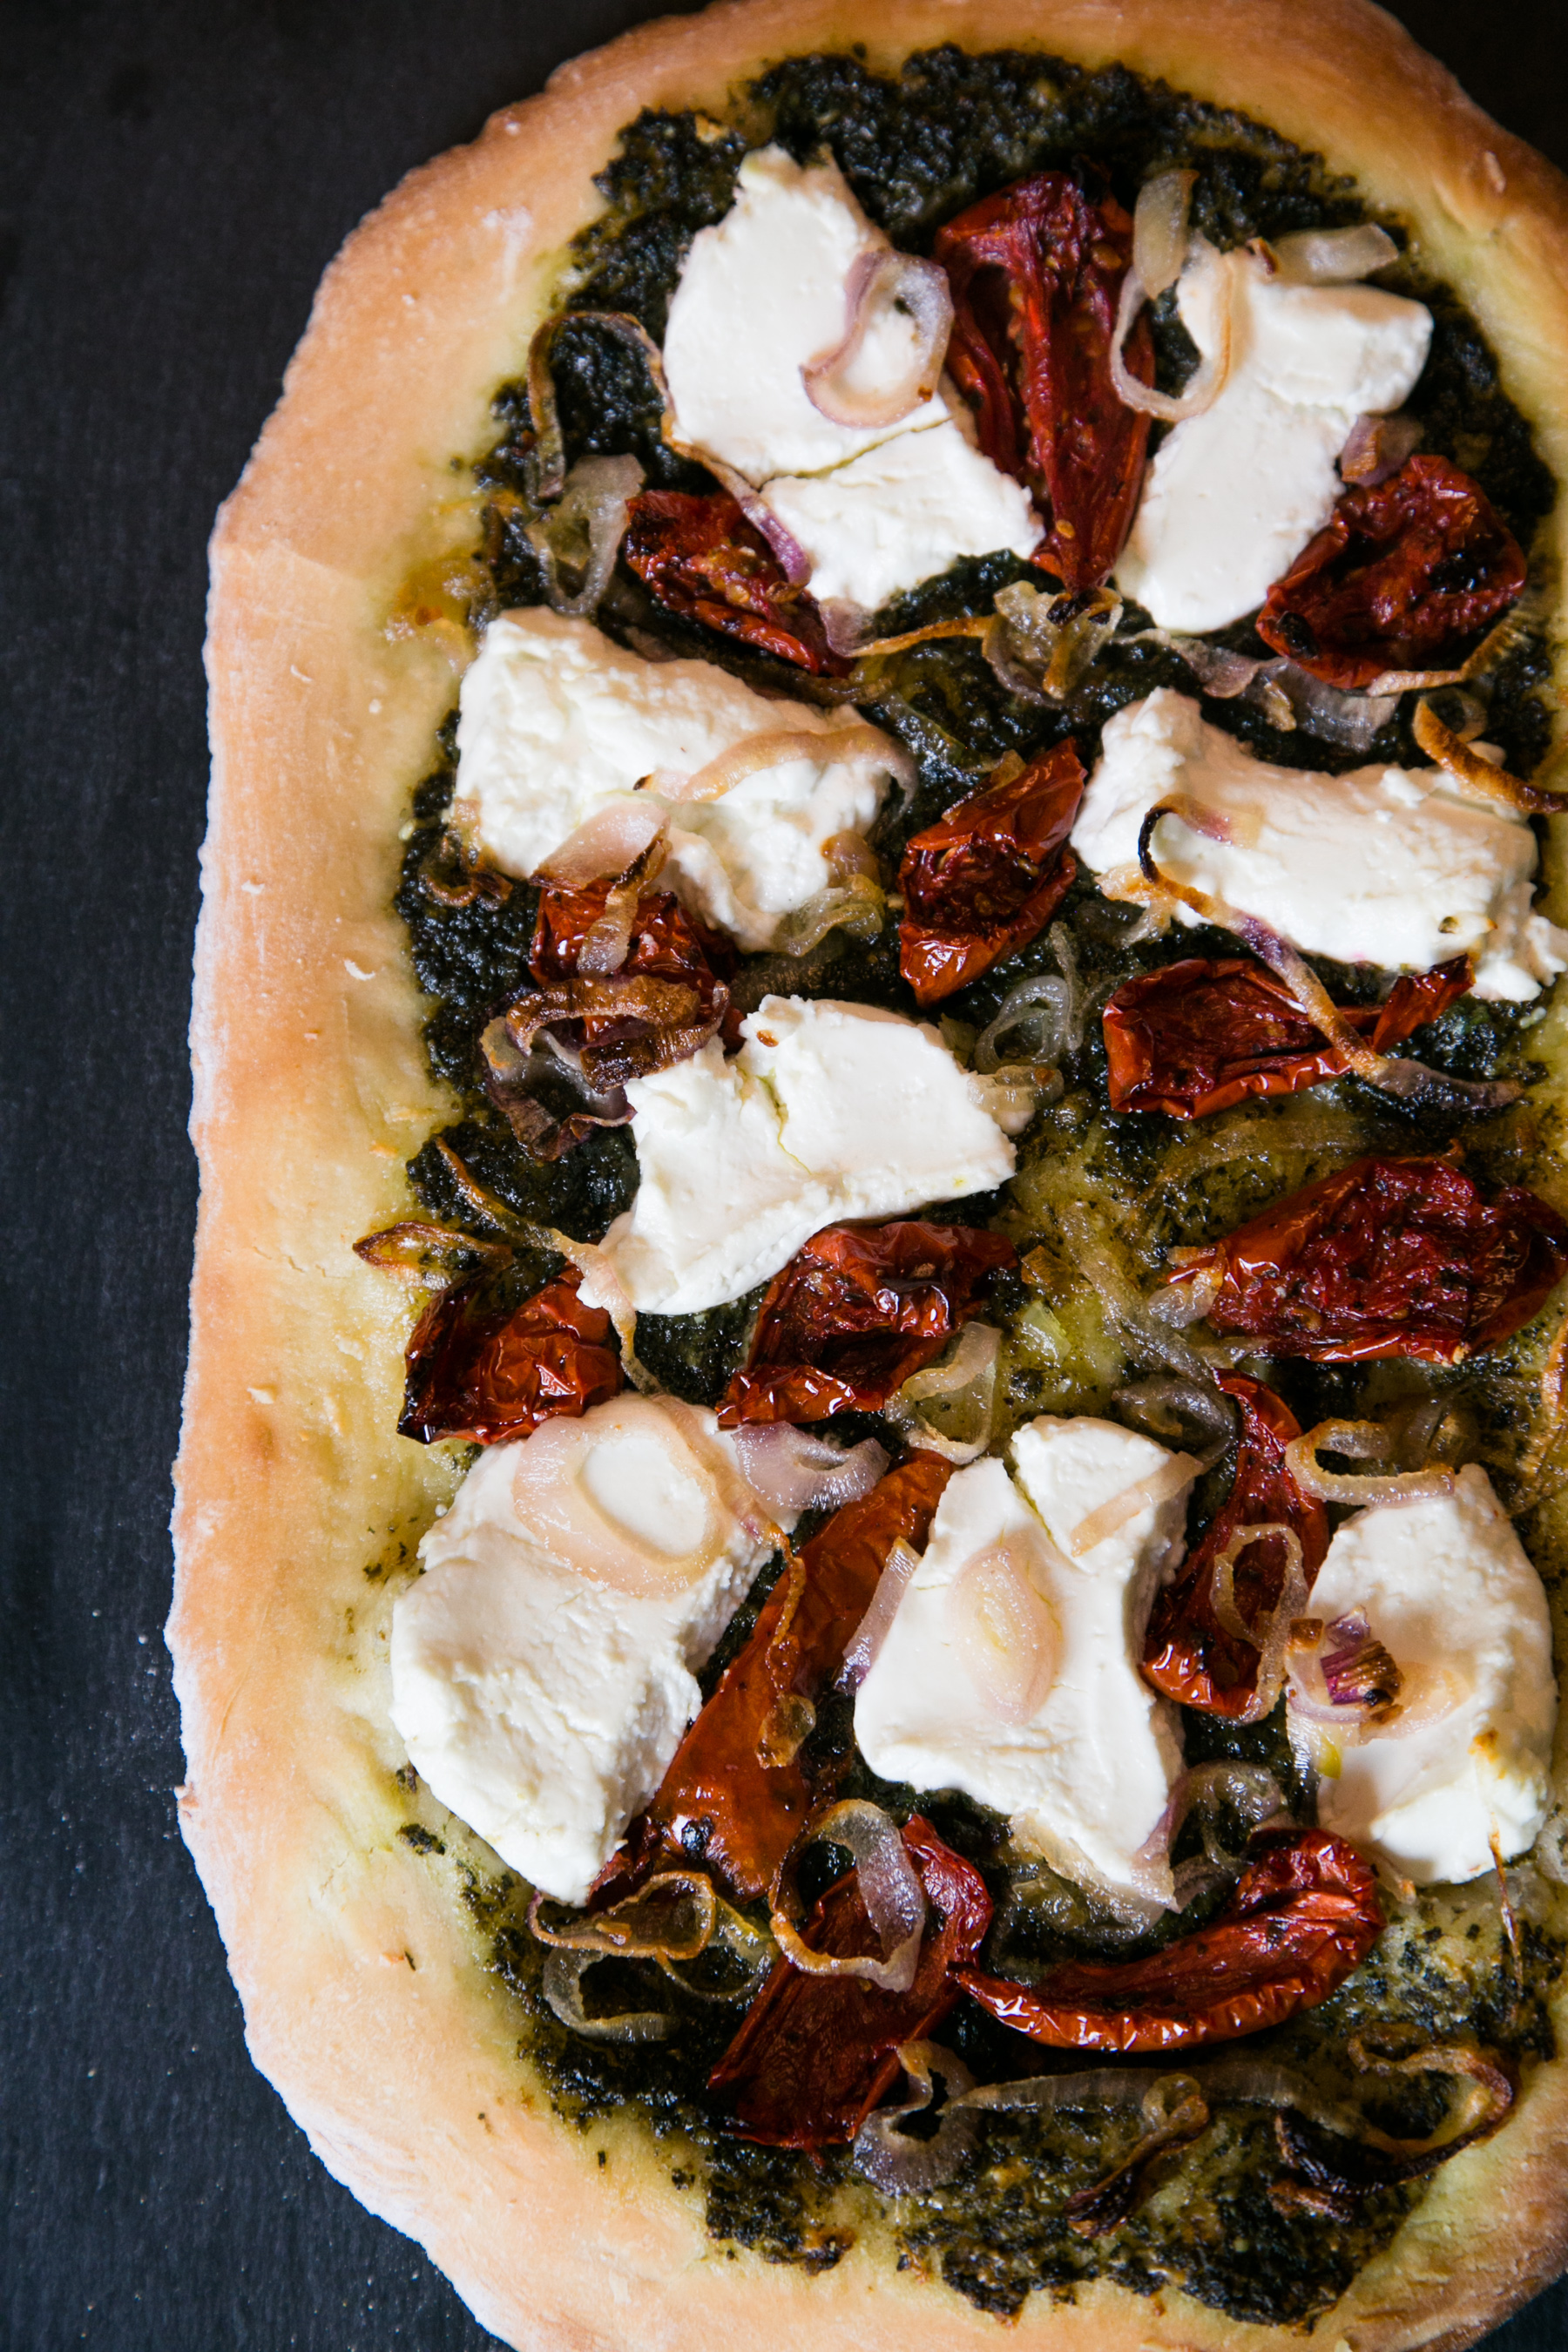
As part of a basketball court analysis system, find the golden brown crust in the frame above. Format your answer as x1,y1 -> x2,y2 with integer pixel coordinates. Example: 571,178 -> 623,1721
171,3 -> 1568,2345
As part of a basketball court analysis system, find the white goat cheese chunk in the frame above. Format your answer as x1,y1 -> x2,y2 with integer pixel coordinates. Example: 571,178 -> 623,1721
1072,689 -> 1568,1001
662,145 -> 1038,606
855,1417 -> 1191,1902
457,608 -> 896,951
663,143 -> 950,482
388,1397 -> 784,1904
595,996 -> 1016,1315
760,417 -> 1039,612
1116,239 -> 1432,632
1295,1466 -> 1556,1887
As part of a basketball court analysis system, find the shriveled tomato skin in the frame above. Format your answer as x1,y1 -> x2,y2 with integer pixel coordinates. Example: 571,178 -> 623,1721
621,489 -> 849,673
958,1831 -> 1381,2055
1167,1153 -> 1568,1364
1142,1374 -> 1328,1716
718,1221 -> 1017,1424
709,1816 -> 992,2147
1103,956 -> 1471,1120
398,1271 -> 623,1446
1255,455 -> 1525,689
591,1455 -> 953,1907
897,743 -> 1085,1005
935,172 -> 1152,591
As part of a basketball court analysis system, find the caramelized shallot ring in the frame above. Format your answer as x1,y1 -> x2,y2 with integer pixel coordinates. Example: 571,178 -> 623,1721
801,248 -> 955,429
770,1800 -> 927,1994
1111,247 -> 1232,423
1413,697 -> 1568,814
1285,1421 -> 1456,1507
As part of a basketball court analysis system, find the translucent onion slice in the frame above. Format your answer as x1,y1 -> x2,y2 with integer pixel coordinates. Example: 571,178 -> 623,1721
666,721 -> 908,806
730,1424 -> 889,1517
901,1319 -> 1001,1402
1111,236 -> 1233,422
1067,1450 -> 1200,1559
1284,1420 -> 1456,1508
526,453 -> 645,620
801,248 -> 955,429
838,1537 -> 922,1693
540,1949 -> 671,2041
539,796 -> 666,887
853,2041 -> 979,2193
529,1871 -> 716,1962
576,835 -> 669,977
1413,697 -> 1568,815
947,1532 -> 1062,1723
975,975 -> 1072,1073
1268,224 -> 1399,283
1340,409 -> 1423,487
1133,170 -> 1198,299
1112,1375 -> 1235,1470
1208,1520 -> 1309,1725
353,1220 -> 511,1288
771,1800 -> 927,1993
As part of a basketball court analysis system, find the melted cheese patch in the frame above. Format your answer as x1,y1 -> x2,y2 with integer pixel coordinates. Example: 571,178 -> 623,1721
854,1418 -> 1191,1901
592,996 -> 1016,1315
1072,688 -> 1568,1001
388,1398 -> 783,1904
1116,239 -> 1431,632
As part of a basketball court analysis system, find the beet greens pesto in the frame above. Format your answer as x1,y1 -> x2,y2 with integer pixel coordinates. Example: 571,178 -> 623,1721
382,44 -> 1568,2330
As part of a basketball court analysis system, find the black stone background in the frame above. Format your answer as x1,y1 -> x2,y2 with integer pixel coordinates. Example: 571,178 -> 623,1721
3,1 -> 1568,2343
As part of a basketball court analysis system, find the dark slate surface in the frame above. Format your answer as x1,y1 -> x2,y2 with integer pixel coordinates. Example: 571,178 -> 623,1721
3,3 -> 1566,2344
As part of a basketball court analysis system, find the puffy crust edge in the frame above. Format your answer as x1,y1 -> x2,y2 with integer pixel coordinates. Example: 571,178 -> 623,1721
170,3 -> 1568,2348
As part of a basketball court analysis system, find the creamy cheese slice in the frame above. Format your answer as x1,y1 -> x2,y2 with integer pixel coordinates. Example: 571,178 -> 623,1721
456,608 -> 897,950
592,995 -> 1016,1315
855,1417 -> 1191,1901
1293,1465 -> 1556,1886
1072,688 -> 1568,1001
1116,238 -> 1432,632
388,1396 -> 786,1903
760,416 -> 1040,613
662,145 -> 1038,609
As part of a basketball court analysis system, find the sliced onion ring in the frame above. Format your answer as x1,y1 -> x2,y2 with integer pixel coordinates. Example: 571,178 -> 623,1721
1112,1375 -> 1235,1470
1135,807 -> 1522,1113
852,2041 -> 979,2193
540,1948 -> 671,2041
1413,697 -> 1568,815
1208,1521 -> 1309,1725
1068,1450 -> 1200,1558
1133,170 -> 1198,300
838,1537 -> 922,1693
526,453 -> 644,619
771,1800 -> 927,1993
665,720 -> 906,807
540,796 -> 666,887
802,247 -> 955,429
529,1872 -> 715,1961
1268,224 -> 1399,283
730,1424 -> 889,1517
1285,1420 -> 1456,1507
1111,237 -> 1233,423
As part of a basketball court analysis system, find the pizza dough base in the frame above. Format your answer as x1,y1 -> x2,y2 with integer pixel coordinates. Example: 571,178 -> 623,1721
169,2 -> 1568,2344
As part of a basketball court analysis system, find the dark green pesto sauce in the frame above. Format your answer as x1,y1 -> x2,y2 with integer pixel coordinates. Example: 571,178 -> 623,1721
391,43 -> 1568,2329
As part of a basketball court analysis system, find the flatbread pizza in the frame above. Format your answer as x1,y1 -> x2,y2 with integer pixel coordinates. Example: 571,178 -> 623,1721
170,3 -> 1568,2345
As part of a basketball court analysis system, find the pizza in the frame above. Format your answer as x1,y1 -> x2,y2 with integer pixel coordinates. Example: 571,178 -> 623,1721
168,3 -> 1568,2345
